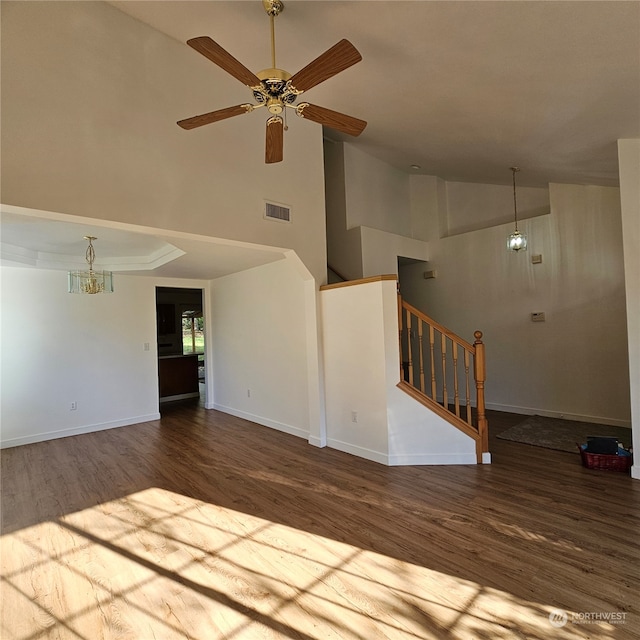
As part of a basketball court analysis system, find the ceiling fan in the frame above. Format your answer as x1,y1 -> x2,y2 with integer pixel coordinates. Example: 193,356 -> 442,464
177,0 -> 367,164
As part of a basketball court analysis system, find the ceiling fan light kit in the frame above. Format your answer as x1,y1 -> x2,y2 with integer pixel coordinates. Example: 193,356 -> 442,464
178,0 -> 367,163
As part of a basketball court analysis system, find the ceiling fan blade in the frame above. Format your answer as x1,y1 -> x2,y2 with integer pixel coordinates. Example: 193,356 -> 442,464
296,103 -> 367,137
177,104 -> 252,130
288,39 -> 362,93
265,116 -> 284,164
187,36 -> 261,87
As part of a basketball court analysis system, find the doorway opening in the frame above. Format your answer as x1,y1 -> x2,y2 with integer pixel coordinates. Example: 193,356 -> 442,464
156,287 -> 205,407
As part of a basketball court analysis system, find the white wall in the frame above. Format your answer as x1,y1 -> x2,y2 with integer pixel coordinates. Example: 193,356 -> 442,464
321,280 -> 391,462
321,278 -> 477,465
209,257 -> 320,442
360,226 -> 429,277
0,267 -> 162,447
324,142 -> 429,280
400,182 -> 631,426
1,1 -> 327,283
343,145 -> 412,236
618,139 -> 640,479
324,141 -> 363,280
1,255 -> 325,449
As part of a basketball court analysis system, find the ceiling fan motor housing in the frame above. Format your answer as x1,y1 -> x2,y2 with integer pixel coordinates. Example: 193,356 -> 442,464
255,68 -> 298,114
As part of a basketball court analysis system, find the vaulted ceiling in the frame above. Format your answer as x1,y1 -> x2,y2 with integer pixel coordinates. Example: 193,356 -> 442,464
110,0 -> 640,188
3,1 -> 639,277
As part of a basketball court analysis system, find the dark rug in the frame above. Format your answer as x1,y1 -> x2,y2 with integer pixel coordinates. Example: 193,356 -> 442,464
497,415 -> 633,453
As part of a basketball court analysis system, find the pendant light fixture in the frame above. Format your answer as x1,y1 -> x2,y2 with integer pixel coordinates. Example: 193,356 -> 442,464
507,167 -> 527,252
68,236 -> 113,294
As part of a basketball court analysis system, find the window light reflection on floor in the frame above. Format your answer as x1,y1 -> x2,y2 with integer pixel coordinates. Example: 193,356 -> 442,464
0,487 -> 613,640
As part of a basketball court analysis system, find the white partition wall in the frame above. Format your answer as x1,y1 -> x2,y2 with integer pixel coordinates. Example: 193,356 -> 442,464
618,139 -> 640,480
321,278 -> 477,465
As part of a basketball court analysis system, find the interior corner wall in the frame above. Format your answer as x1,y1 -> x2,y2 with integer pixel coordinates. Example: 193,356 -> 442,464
209,258 -> 315,440
1,1 -> 327,284
324,143 -> 430,280
617,139 -> 640,479
342,144 -> 411,236
400,182 -> 631,426
323,140 -> 363,280
0,267 -> 161,447
409,174 -> 441,242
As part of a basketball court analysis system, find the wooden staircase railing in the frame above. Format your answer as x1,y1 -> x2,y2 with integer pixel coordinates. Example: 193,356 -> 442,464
397,295 -> 488,463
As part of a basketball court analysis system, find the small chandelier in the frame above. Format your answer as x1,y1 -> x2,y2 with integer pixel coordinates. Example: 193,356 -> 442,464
68,236 -> 113,294
507,167 -> 527,252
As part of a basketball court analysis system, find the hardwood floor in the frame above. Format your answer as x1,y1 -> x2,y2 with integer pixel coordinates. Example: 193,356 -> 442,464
1,404 -> 638,639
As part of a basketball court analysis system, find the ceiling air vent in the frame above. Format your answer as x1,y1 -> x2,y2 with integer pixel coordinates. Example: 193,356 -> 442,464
264,201 -> 291,223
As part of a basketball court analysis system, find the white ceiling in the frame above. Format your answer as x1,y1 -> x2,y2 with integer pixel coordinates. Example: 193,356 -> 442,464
3,1 -> 639,277
108,0 -> 640,188
0,207 -> 287,280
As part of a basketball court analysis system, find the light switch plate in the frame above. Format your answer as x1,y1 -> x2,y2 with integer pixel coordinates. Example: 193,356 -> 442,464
532,254 -> 543,264
531,312 -> 545,322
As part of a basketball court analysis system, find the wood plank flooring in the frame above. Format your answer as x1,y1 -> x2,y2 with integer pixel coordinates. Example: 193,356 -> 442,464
1,403 -> 639,640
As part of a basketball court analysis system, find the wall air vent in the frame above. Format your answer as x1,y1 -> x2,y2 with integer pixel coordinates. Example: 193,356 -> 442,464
264,201 -> 291,223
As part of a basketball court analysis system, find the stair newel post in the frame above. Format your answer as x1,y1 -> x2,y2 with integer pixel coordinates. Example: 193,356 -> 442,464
473,331 -> 488,456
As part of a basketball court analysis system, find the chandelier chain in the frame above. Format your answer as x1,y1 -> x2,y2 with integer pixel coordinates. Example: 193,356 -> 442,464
84,236 -> 97,272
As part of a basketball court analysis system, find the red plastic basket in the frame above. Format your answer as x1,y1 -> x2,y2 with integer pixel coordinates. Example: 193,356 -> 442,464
578,445 -> 632,472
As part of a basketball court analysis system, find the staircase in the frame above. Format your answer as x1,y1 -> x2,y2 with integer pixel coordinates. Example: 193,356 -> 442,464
397,295 -> 489,463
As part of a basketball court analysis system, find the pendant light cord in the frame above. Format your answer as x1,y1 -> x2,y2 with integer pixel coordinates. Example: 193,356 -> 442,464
511,167 -> 520,232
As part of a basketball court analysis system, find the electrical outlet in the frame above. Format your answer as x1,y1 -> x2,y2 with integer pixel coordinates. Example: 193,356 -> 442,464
70,401 -> 77,411
143,342 -> 150,351
247,389 -> 251,398
351,411 -> 358,423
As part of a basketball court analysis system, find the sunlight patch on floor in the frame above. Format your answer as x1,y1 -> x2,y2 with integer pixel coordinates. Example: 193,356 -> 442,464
1,487 -> 614,640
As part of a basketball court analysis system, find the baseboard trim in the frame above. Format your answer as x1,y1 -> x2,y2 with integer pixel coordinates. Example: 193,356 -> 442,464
308,436 -> 326,448
325,438 -> 479,466
0,413 -> 161,449
387,452 -> 478,466
631,464 -> 640,481
485,402 -> 631,428
160,392 -> 199,403
212,404 -> 309,440
326,438 -> 389,465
